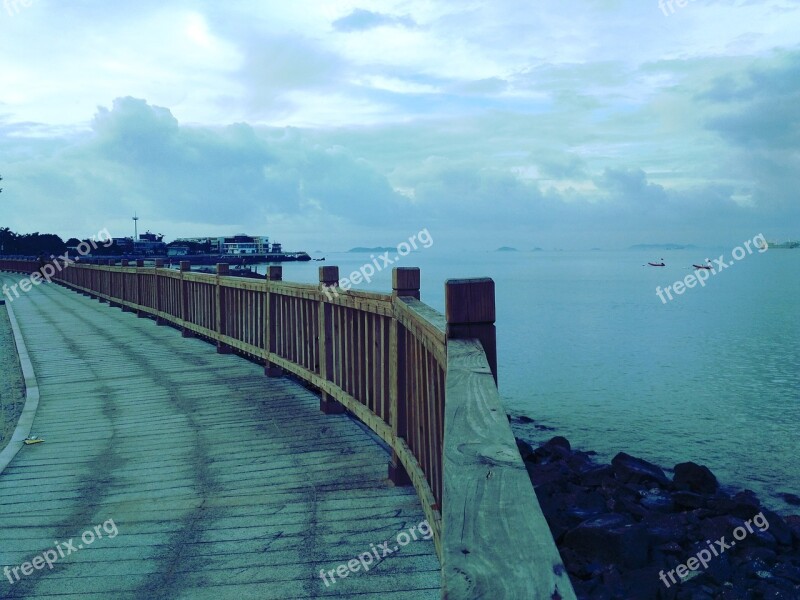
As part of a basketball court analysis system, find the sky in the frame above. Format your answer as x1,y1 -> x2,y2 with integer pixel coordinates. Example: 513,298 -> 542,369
0,0 -> 798,251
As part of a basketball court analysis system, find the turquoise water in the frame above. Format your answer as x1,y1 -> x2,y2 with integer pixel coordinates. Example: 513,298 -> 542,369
260,248 -> 800,513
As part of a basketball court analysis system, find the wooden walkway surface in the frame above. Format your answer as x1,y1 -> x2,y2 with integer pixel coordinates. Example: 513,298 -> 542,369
0,276 -> 439,599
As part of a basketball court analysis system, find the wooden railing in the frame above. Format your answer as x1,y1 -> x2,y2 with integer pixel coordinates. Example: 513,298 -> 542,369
0,257 -> 576,599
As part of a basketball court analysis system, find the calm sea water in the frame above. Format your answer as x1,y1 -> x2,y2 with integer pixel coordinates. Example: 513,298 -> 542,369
257,247 -> 800,513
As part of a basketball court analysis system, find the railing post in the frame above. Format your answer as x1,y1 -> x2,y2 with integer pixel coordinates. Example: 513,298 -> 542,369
216,263 -> 231,353
264,266 -> 283,377
154,259 -> 165,325
318,266 -> 343,414
135,259 -> 146,318
445,278 -> 497,382
388,267 -> 420,485
180,261 -> 193,338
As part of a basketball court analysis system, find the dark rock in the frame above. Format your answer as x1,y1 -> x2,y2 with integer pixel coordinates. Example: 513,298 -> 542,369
515,437 -> 535,461
563,489 -> 609,523
620,565 -> 664,599
784,515 -> 800,545
715,490 -> 762,519
565,452 -> 594,476
531,439 -> 572,464
781,493 -> 800,507
563,513 -> 649,569
761,510 -> 795,547
673,462 -> 719,495
545,435 -> 572,452
581,465 -> 614,487
719,585 -> 754,600
720,584 -> 755,600
672,491 -> 708,510
516,414 -> 534,424
774,561 -> 800,583
747,528 -> 780,549
518,434 -> 798,600
643,513 -> 689,546
640,488 -> 675,513
697,515 -> 743,542
526,460 -> 572,486
612,452 -> 670,487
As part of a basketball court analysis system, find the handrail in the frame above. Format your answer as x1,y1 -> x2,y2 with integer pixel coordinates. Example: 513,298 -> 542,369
0,257 -> 576,599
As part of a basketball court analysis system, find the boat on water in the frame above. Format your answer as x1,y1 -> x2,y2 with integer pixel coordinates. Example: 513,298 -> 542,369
647,260 -> 665,267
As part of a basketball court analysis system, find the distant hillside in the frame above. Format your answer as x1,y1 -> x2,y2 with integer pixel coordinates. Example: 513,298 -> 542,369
629,243 -> 697,251
496,246 -> 518,252
348,246 -> 395,253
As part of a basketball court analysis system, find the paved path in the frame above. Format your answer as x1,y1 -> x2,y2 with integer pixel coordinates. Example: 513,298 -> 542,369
0,275 -> 439,599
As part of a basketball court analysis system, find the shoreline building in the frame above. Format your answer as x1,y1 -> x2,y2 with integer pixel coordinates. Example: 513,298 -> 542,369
174,235 -> 273,255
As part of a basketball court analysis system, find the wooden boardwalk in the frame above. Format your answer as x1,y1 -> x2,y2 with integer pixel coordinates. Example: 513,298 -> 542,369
0,276 -> 439,599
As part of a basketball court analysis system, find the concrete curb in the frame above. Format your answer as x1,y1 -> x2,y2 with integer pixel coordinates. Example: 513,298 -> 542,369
0,296 -> 41,475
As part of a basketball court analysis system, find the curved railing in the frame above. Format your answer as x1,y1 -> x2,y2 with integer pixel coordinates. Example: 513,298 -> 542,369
0,257 -> 576,600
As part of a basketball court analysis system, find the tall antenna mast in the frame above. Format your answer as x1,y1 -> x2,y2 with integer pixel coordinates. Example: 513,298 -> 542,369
133,213 -> 139,240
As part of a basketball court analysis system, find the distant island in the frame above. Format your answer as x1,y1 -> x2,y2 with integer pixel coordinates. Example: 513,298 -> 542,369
629,243 -> 697,251
532,247 -> 544,252
496,246 -> 518,252
768,240 -> 799,249
348,246 -> 395,253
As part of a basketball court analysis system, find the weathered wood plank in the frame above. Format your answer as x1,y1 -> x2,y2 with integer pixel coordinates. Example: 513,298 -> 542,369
442,339 -> 576,600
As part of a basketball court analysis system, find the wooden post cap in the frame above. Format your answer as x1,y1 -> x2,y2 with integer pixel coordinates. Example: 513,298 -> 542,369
179,261 -> 191,272
267,266 -> 283,281
217,263 -> 229,275
445,278 -> 496,324
319,266 -> 340,285
135,259 -> 145,268
393,267 -> 421,298
154,259 -> 164,268
121,260 -> 130,267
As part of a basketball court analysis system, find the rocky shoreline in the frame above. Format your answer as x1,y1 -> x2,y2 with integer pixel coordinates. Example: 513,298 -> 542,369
514,426 -> 800,599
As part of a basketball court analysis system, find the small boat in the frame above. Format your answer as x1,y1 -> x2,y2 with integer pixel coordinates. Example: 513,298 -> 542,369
648,261 -> 665,267
693,259 -> 713,270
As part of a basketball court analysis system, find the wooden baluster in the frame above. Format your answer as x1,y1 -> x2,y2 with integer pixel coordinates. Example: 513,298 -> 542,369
264,266 -> 283,377
180,261 -> 193,338
154,259 -> 165,325
120,260 -> 132,312
216,263 -> 231,353
319,266 -> 344,414
135,259 -> 146,317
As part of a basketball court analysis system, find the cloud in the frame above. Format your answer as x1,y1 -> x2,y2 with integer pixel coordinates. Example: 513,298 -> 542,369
703,51 -> 800,151
1,3 -> 799,248
332,9 -> 416,32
